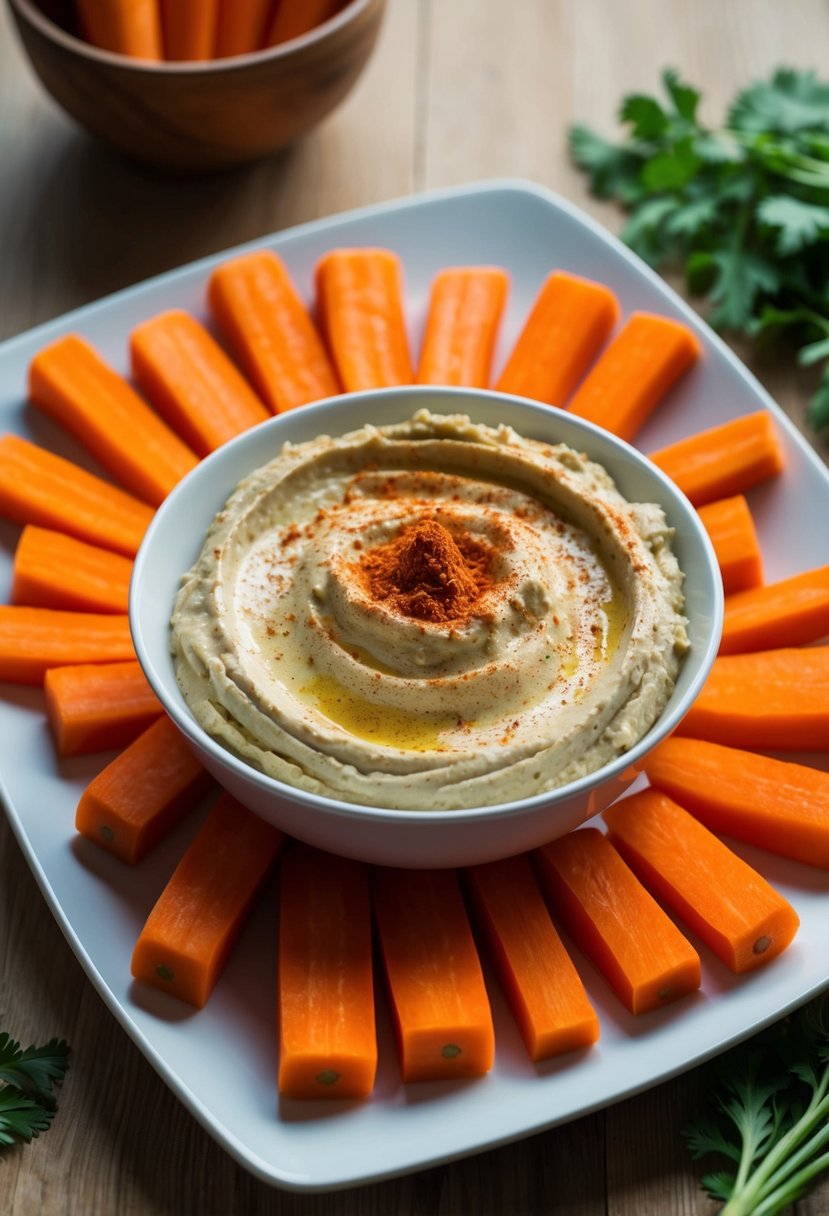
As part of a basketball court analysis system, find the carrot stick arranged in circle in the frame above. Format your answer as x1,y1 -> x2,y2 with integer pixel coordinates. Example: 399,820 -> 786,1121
214,0 -> 272,56
603,789 -> 799,974
567,312 -> 700,442
372,866 -> 495,1083
45,660 -> 162,757
535,828 -> 701,1016
74,0 -> 163,59
12,526 -> 133,615
131,792 -> 285,1009
0,606 -> 135,685
131,310 -> 270,457
160,0 -> 220,60
0,434 -> 153,558
696,494 -> 763,595
316,248 -> 414,391
719,564 -> 829,654
76,715 -> 211,864
675,645 -> 829,750
29,335 -> 198,508
279,844 -> 377,1100
209,250 -> 340,413
265,0 -> 341,46
645,736 -> 829,868
416,266 -> 509,388
648,410 -> 784,507
495,270 -> 618,405
465,854 -> 599,1062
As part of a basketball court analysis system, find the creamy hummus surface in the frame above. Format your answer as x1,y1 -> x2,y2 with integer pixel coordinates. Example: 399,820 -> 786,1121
171,410 -> 689,810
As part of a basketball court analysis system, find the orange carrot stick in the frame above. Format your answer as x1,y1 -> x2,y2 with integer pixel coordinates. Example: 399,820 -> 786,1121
415,266 -> 509,388
719,564 -> 829,654
208,250 -> 340,413
160,0 -> 219,59
214,0 -> 272,56
676,645 -> 829,750
648,410 -> 784,507
494,270 -> 619,406
603,789 -> 799,973
372,867 -> 495,1082
0,434 -> 153,558
645,736 -> 829,868
12,525 -> 133,615
535,828 -> 701,1015
465,854 -> 599,1062
131,792 -> 285,1008
75,715 -> 210,863
315,248 -> 414,391
74,0 -> 163,59
0,607 -> 134,685
566,312 -> 700,442
130,310 -> 270,457
265,0 -> 340,45
45,660 -> 163,756
278,844 -> 377,1100
696,494 -> 763,595
29,335 -> 198,507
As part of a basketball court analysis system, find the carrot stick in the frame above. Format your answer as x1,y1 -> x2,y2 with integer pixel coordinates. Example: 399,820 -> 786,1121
465,854 -> 599,1062
29,335 -> 198,507
535,828 -> 701,1015
696,494 -> 764,595
208,250 -> 340,413
372,867 -> 495,1082
675,645 -> 829,750
131,792 -> 284,1008
75,715 -> 210,863
603,789 -> 800,973
278,844 -> 377,1100
566,312 -> 700,442
45,660 -> 163,756
0,434 -> 153,558
12,526 -> 133,615
214,0 -> 272,56
0,607 -> 134,685
130,310 -> 270,457
315,248 -> 414,391
415,267 -> 509,388
160,0 -> 219,59
265,0 -> 340,45
494,270 -> 619,406
719,564 -> 829,654
645,736 -> 829,868
648,410 -> 784,507
74,0 -> 163,59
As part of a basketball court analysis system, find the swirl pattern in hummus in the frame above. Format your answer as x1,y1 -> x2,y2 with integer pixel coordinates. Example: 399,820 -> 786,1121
172,410 -> 689,810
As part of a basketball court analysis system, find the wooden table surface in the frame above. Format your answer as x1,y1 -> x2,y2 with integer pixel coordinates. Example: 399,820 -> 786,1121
2,2 -> 828,1212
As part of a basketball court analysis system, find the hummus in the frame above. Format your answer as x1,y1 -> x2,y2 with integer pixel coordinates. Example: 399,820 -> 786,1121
171,410 -> 688,810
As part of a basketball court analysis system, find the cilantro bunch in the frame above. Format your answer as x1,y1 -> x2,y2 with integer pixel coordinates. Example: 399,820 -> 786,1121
686,998 -> 829,1214
570,67 -> 829,430
0,1032 -> 70,1148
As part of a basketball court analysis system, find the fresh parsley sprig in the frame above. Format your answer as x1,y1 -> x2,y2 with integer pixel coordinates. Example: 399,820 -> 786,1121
569,67 -> 829,430
0,1032 -> 70,1148
685,998 -> 829,1214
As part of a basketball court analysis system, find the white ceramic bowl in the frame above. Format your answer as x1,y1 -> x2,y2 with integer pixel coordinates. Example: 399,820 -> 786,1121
130,386 -> 723,867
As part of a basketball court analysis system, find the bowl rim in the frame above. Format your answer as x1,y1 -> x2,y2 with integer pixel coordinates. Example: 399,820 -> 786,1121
9,0 -> 380,74
130,384 -> 724,825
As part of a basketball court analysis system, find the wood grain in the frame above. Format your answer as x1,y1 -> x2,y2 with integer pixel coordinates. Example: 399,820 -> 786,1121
1,0 -> 828,1211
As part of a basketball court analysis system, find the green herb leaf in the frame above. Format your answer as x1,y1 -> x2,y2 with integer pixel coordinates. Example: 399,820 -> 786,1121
808,369 -> 829,430
758,195 -> 829,254
568,64 -> 829,430
0,1033 -> 69,1152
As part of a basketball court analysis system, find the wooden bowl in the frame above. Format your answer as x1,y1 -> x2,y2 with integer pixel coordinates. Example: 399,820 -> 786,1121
7,0 -> 386,171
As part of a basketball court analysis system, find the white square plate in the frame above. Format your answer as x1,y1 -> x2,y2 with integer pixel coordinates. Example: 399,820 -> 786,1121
1,180 -> 828,1192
